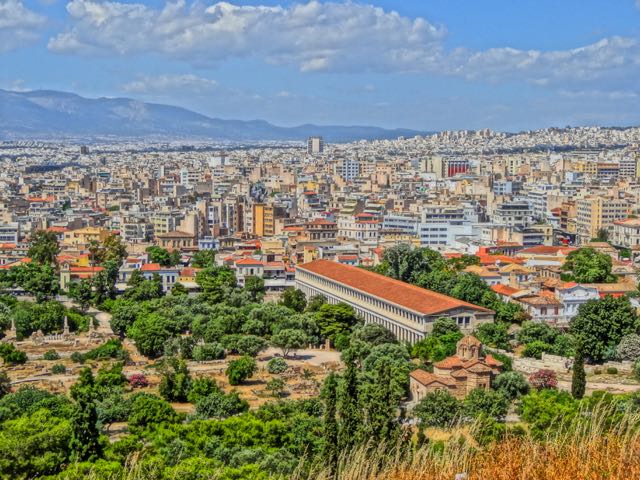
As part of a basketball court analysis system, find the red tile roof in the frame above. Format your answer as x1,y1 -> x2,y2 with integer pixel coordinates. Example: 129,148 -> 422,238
410,369 -> 456,387
298,259 -> 493,316
140,263 -> 161,271
491,284 -> 521,296
518,245 -> 576,255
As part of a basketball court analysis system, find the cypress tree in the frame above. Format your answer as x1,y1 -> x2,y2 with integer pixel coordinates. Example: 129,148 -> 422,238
69,368 -> 102,461
322,373 -> 339,479
571,344 -> 586,399
339,355 -> 360,452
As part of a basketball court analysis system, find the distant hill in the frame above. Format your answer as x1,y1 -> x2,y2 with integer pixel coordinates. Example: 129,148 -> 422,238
0,89 -> 426,143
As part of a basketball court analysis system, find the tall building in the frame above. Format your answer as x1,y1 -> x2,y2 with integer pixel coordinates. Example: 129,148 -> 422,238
307,136 -> 324,155
576,196 -> 630,244
422,156 -> 470,179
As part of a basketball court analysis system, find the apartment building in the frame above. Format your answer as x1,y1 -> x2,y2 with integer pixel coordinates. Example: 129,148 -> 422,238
576,196 -> 630,244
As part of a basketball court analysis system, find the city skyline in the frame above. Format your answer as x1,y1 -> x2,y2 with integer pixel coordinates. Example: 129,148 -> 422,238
2,0 -> 640,131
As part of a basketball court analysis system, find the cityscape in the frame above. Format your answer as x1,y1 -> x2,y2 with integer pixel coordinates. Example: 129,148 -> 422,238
2,1 -> 640,480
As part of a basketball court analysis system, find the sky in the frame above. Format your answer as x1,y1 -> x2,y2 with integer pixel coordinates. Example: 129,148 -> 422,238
2,0 -> 640,131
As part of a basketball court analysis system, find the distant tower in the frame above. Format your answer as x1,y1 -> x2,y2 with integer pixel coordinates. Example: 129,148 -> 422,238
307,136 -> 324,155
80,145 -> 89,155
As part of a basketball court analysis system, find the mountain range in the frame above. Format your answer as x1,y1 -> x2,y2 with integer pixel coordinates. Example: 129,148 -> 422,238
0,89 -> 426,143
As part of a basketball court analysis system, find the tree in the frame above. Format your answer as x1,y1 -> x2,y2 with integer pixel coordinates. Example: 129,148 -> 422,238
493,371 -> 529,401
226,356 -> 257,385
191,249 -> 216,268
322,373 -> 339,478
463,388 -> 509,420
414,389 -> 462,428
128,313 -> 177,358
279,288 -> 307,313
306,294 -> 327,312
522,341 -> 553,359
14,263 -> 59,301
267,357 -> 288,374
128,394 -> 180,428
158,358 -> 192,402
196,266 -> 237,304
146,246 -> 174,266
616,334 -> 640,361
193,390 -> 249,419
28,230 -> 60,266
244,275 -> 265,302
171,282 -> 188,296
0,371 -> 10,398
271,328 -> 309,357
68,279 -> 93,311
315,302 -> 359,341
350,323 -> 396,346
192,342 -> 226,361
528,369 -> 558,390
126,269 -> 145,287
570,296 -> 639,363
562,247 -> 616,283
266,377 -> 286,397
517,321 -> 560,345
69,368 -> 102,462
520,389 -> 578,438
474,322 -> 511,350
338,355 -> 359,451
431,317 -> 460,337
571,345 -> 586,399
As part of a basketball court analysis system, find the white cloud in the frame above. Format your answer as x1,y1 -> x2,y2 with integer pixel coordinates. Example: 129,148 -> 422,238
48,0 -> 446,72
121,74 -> 217,94
0,0 -> 46,52
47,0 -> 640,91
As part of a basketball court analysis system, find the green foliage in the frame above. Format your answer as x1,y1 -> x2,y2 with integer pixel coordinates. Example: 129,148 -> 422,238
0,343 -> 27,364
616,333 -> 640,361
158,358 -> 192,402
322,373 -> 338,477
493,371 -> 530,400
315,302 -> 359,341
305,294 -> 327,312
0,386 -> 72,422
270,328 -> 309,357
414,389 -> 463,428
146,246 -> 179,267
193,390 -> 249,419
82,339 -> 128,362
463,388 -> 509,420
222,334 -> 268,357
411,324 -> 464,363
128,312 -> 178,358
187,378 -> 219,404
192,342 -> 226,361
27,230 -> 60,266
522,340 -> 554,359
0,371 -> 9,399
571,346 -> 586,399
570,295 -> 639,363
562,247 -> 616,283
226,356 -> 257,385
51,363 -> 66,374
0,409 -> 71,479
279,288 -> 307,313
485,348 -> 512,371
634,359 -> 640,380
474,321 -> 511,350
42,349 -> 60,361
267,357 -> 288,374
68,279 -> 93,311
266,377 -> 286,397
171,282 -> 189,296
243,275 -> 265,302
190,249 -> 217,268
128,394 -> 180,429
519,389 -> 578,438
196,266 -> 237,304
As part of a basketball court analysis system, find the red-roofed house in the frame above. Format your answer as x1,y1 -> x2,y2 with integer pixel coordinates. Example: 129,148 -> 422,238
410,336 -> 502,401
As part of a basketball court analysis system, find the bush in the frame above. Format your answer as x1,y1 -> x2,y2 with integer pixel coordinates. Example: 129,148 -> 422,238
522,341 -> 553,359
616,334 -> 640,361
267,357 -> 288,374
493,371 -> 530,400
128,374 -> 149,388
70,352 -> 84,364
83,339 -> 128,362
51,364 -> 66,374
414,389 -> 462,428
192,342 -> 226,361
528,369 -> 558,390
42,350 -> 60,361
606,367 -> 618,375
226,356 -> 257,385
0,343 -> 27,365
594,368 -> 603,375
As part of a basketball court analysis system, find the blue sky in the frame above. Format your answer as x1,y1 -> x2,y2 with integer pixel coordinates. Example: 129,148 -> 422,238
2,0 -> 640,130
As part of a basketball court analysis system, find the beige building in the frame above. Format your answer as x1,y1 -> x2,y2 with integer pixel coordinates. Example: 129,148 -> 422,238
576,196 -> 630,244
295,259 -> 494,344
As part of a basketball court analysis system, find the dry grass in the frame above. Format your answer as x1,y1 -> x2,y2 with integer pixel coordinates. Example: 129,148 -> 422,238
306,407 -> 640,480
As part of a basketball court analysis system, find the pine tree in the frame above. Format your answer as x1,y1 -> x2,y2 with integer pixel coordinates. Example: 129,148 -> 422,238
571,344 -> 586,399
322,373 -> 339,479
338,355 -> 360,452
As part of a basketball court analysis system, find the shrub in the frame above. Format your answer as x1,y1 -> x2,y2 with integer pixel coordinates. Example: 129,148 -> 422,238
606,367 -> 619,375
128,374 -> 149,389
51,364 -> 66,374
616,334 -> 640,361
0,344 -> 27,365
528,369 -> 558,390
42,350 -> 60,361
83,339 -> 128,361
70,352 -> 85,364
414,389 -> 463,428
226,356 -> 257,385
594,368 -> 603,375
522,341 -> 553,359
192,343 -> 226,361
493,371 -> 530,400
267,357 -> 288,374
